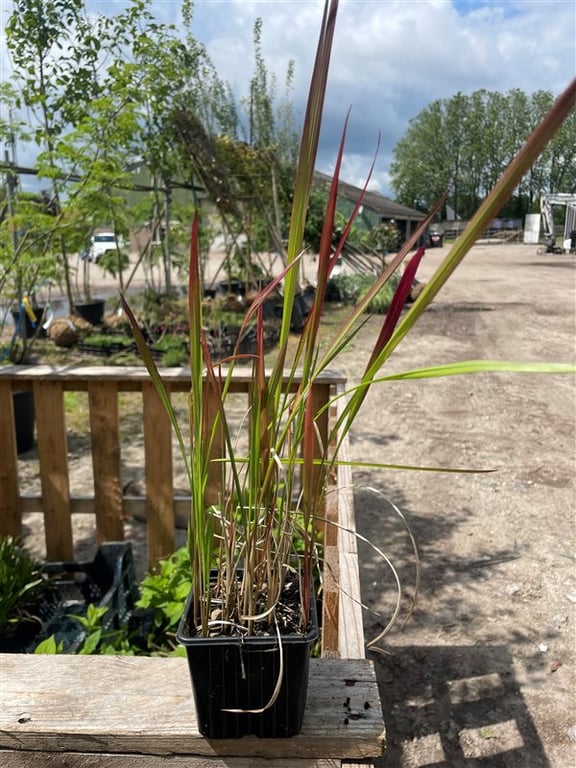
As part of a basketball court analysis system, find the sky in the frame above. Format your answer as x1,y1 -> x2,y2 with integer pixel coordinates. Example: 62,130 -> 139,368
1,0 -> 575,197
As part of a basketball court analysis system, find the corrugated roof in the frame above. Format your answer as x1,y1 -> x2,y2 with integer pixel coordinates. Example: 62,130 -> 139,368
314,171 -> 425,221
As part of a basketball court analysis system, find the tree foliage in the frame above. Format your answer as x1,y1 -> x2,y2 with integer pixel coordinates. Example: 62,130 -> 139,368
2,0 -> 300,307
390,89 -> 576,220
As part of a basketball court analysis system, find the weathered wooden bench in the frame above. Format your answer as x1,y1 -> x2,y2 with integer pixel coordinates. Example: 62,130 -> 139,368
0,366 -> 385,767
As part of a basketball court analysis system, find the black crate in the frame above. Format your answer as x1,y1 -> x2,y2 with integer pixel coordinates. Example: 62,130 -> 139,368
30,542 -> 138,653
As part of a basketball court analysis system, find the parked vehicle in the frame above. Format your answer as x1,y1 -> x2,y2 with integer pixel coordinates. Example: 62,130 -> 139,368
83,232 -> 123,263
538,193 -> 576,254
428,229 -> 444,248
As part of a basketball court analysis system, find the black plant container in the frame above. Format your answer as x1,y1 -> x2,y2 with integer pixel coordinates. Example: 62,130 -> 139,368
177,581 -> 318,739
74,299 -> 106,325
11,306 -> 46,338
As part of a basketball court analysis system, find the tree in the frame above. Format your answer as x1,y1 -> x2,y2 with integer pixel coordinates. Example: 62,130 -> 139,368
169,16 -> 298,281
390,88 -> 576,220
5,0 -> 301,301
115,18 -> 213,292
5,0 -> 205,297
6,0 -> 115,309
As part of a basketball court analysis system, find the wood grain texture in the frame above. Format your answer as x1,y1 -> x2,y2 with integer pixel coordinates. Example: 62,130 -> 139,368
338,552 -> 365,660
333,421 -> 364,661
88,381 -> 124,543
0,655 -> 385,760
0,381 -> 21,536
321,542 -> 340,657
0,366 -> 347,390
33,380 -> 73,560
0,752 -> 347,768
142,381 -> 175,567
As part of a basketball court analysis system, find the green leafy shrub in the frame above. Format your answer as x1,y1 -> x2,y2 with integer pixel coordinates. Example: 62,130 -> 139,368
0,536 -> 48,639
161,347 -> 187,367
34,547 -> 191,656
135,547 -> 191,649
328,272 -> 400,313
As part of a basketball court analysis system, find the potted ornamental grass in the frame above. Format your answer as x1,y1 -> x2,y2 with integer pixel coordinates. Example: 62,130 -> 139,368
123,0 -> 575,740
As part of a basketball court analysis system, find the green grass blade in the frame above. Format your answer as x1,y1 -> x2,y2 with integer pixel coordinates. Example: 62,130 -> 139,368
376,360 -> 576,381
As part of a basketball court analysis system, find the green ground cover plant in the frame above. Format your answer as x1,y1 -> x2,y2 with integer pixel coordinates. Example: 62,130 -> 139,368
0,536 -> 47,637
33,547 -> 192,656
328,272 -> 400,312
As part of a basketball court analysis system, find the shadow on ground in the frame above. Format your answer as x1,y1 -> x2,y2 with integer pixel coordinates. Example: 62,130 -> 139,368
374,645 -> 549,768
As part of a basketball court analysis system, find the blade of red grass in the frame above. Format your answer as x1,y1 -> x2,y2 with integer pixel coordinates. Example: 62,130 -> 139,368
364,245 -> 427,373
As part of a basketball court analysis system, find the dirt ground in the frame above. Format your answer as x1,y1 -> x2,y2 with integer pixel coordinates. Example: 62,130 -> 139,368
345,243 -> 576,767
16,241 -> 575,766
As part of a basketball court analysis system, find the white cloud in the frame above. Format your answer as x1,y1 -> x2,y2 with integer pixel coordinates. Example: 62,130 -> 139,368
192,0 -> 575,193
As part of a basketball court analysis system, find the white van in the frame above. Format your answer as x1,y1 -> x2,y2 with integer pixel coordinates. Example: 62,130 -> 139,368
87,232 -> 123,263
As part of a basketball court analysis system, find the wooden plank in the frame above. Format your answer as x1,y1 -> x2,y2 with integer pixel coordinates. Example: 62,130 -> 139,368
33,380 -> 73,561
0,381 -> 21,537
0,655 -> 385,760
342,764 -> 376,768
88,381 -> 124,543
338,552 -> 365,660
334,431 -> 364,661
0,366 -> 347,391
335,457 -> 357,557
0,752 -> 343,768
321,542 -> 340,658
311,382 -> 338,656
21,495 -> 192,520
143,382 -> 175,567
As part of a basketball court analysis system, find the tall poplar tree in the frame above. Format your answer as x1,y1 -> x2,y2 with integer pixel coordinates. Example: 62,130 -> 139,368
391,88 -> 576,220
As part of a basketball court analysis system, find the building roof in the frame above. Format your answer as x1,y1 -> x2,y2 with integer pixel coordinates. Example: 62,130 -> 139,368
314,171 -> 425,222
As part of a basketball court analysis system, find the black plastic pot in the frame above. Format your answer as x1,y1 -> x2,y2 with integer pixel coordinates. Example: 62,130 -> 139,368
12,390 -> 35,454
11,306 -> 46,339
74,299 -> 106,325
177,579 -> 318,738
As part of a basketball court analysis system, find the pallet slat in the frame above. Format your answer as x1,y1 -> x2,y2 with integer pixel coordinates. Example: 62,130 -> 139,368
0,655 -> 385,760
33,380 -> 73,560
0,381 -> 21,537
88,381 -> 124,543
0,752 -> 345,768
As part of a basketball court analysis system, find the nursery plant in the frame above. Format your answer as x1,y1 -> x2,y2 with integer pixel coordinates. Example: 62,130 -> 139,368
0,536 -> 45,637
123,0 -> 575,738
